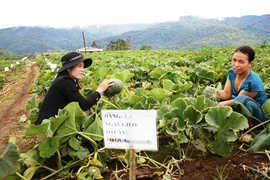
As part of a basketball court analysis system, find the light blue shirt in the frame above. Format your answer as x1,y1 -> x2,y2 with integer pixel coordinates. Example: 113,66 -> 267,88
228,68 -> 267,105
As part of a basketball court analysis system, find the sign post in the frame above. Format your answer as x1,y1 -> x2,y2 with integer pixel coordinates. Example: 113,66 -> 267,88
101,110 -> 158,179
129,149 -> 136,180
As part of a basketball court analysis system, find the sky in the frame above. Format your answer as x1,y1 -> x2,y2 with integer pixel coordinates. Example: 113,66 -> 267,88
1,0 -> 269,29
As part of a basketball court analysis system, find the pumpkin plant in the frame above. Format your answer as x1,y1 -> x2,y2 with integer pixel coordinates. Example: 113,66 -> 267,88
14,102 -> 112,179
159,95 -> 249,158
0,137 -> 20,179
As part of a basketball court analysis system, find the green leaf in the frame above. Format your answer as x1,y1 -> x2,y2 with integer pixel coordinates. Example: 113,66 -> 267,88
211,134 -> 233,156
23,167 -> 41,180
149,67 -> 167,79
162,79 -> 177,91
26,95 -> 37,110
147,88 -> 172,102
184,105 -> 203,128
38,137 -> 59,158
247,125 -> 270,153
68,146 -> 89,160
98,149 -> 112,165
123,150 -> 130,166
94,66 -> 110,78
194,67 -> 215,83
0,138 -> 19,179
178,81 -> 193,92
259,72 -> 270,83
133,102 -> 145,109
69,136 -> 81,150
83,87 -> 93,97
163,98 -> 189,131
192,139 -> 207,153
166,118 -> 181,135
206,106 -> 249,131
54,102 -> 85,144
49,115 -> 69,135
187,95 -> 218,112
25,115 -> 68,137
203,97 -> 219,110
65,102 -> 86,130
158,105 -> 171,121
26,123 -> 49,136
205,107 -> 233,129
84,116 -> 104,141
178,132 -> 189,143
20,148 -> 44,167
186,96 -> 205,111
163,109 -> 181,123
135,88 -> 145,96
171,98 -> 188,110
221,129 -> 237,142
157,105 -> 171,132
112,69 -> 135,82
77,172 -> 91,180
206,106 -> 249,155
123,94 -> 142,107
146,96 -> 159,107
262,99 -> 270,119
232,100 -> 252,117
225,111 -> 249,131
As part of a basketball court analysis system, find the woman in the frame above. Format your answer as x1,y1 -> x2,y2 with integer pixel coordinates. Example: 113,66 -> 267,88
35,51 -> 113,125
219,46 -> 267,127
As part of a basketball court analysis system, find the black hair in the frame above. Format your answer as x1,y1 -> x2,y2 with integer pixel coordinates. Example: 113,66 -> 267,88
57,70 -> 82,89
234,46 -> 255,62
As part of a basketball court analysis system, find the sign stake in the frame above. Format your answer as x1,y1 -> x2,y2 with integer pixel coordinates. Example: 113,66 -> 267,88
129,149 -> 136,180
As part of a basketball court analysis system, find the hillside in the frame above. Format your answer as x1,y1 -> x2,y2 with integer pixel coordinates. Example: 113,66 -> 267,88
0,15 -> 270,55
0,49 -> 21,60
0,24 -> 150,55
99,15 -> 270,50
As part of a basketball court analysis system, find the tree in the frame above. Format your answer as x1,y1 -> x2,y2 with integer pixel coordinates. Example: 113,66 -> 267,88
107,39 -> 129,51
140,45 -> 152,50
91,41 -> 98,48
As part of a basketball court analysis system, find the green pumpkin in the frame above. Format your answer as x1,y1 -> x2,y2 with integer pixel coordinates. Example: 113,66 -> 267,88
202,86 -> 220,102
87,166 -> 102,178
104,79 -> 123,97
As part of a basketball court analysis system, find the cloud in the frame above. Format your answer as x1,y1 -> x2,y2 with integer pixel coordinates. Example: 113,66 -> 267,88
1,0 -> 269,29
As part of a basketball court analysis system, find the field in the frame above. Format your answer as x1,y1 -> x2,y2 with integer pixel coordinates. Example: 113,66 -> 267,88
1,46 -> 270,179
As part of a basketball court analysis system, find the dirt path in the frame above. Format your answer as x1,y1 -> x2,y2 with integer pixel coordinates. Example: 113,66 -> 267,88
0,62 -> 38,154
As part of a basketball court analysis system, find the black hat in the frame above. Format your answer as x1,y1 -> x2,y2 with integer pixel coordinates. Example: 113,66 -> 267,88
57,52 -> 92,73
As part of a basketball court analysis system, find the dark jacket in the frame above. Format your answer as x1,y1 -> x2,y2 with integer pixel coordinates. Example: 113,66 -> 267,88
35,71 -> 100,125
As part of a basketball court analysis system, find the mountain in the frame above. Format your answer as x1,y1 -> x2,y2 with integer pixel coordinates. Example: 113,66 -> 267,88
0,24 -> 150,55
0,15 -> 270,55
97,15 -> 270,50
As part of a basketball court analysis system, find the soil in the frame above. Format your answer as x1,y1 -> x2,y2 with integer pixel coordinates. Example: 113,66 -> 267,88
0,62 -> 270,180
0,62 -> 38,154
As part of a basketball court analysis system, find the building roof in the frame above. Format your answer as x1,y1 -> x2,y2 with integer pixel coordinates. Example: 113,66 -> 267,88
76,47 -> 103,52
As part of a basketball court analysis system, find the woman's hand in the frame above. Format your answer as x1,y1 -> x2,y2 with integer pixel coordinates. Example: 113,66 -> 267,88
96,79 -> 114,97
218,101 -> 226,106
218,99 -> 234,106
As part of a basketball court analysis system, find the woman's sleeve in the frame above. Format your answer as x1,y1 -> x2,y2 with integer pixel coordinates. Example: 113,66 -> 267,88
243,81 -> 263,92
58,78 -> 101,111
243,73 -> 264,92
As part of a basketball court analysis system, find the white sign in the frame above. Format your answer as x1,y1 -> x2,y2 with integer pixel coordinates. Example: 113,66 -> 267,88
101,110 -> 158,151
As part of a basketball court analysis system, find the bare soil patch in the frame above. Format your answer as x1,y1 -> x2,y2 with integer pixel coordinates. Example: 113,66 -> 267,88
0,62 -> 269,179
106,137 -> 270,180
0,62 -> 38,154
